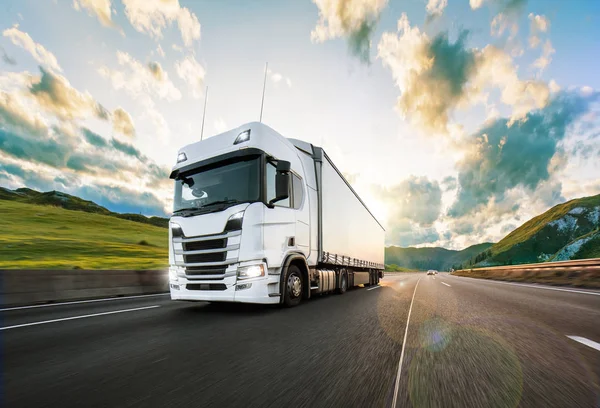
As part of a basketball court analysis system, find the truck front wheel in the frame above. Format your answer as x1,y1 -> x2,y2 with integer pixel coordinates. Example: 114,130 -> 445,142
284,265 -> 303,307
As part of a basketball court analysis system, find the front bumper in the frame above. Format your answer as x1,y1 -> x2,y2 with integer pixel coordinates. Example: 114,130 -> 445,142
169,265 -> 281,304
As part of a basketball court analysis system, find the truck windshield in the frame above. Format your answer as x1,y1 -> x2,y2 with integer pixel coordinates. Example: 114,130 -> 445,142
173,156 -> 260,213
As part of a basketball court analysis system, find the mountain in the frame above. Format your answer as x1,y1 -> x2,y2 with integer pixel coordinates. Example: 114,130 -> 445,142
385,242 -> 494,271
0,187 -> 169,228
462,193 -> 600,267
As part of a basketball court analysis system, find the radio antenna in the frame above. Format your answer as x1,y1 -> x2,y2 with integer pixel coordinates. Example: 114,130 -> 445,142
259,62 -> 268,122
200,85 -> 208,141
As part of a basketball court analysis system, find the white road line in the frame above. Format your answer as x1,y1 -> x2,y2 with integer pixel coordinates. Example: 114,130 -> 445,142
0,305 -> 160,331
0,293 -> 169,312
392,277 -> 421,408
567,336 -> 600,352
367,285 -> 382,291
441,282 -> 451,287
449,275 -> 600,296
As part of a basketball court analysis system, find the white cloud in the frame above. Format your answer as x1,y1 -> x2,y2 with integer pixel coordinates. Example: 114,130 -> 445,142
311,0 -> 388,62
2,25 -> 61,72
175,55 -> 206,99
112,107 -> 135,138
532,39 -> 555,71
98,51 -> 181,102
426,0 -> 447,17
267,69 -> 292,88
122,0 -> 201,47
155,44 -> 165,57
549,79 -> 561,93
378,14 -> 551,133
528,13 -> 549,49
470,0 -> 486,9
72,0 -> 120,31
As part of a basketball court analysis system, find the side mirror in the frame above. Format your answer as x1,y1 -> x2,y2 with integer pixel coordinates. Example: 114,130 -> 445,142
268,160 -> 291,207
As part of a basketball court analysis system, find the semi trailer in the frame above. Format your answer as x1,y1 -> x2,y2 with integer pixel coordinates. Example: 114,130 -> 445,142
168,122 -> 384,306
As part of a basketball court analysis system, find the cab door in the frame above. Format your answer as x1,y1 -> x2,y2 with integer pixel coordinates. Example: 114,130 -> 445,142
263,162 -> 296,268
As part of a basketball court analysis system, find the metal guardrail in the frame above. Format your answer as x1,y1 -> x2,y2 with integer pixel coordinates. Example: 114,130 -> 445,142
457,258 -> 600,273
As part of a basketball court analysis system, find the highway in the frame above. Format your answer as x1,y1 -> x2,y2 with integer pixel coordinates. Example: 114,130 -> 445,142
3,273 -> 600,408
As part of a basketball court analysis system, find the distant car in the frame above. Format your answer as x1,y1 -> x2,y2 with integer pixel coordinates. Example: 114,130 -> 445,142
427,270 -> 435,275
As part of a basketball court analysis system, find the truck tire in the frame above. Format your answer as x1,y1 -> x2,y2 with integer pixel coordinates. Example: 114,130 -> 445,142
337,272 -> 347,295
283,265 -> 303,307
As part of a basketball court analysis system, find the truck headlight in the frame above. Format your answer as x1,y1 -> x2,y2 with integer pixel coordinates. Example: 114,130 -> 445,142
169,269 -> 179,282
237,264 -> 265,279
224,211 -> 244,232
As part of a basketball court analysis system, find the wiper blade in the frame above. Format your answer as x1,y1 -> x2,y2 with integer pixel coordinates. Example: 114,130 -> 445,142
173,207 -> 202,214
201,199 -> 240,208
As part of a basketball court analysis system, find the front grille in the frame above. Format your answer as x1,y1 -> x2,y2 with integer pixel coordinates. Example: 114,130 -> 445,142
186,283 -> 227,291
184,239 -> 226,251
185,267 -> 227,276
184,252 -> 226,264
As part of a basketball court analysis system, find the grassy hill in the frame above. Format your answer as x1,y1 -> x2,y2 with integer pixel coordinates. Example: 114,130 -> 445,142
0,200 -> 168,269
458,194 -> 600,268
385,242 -> 494,271
0,187 -> 169,228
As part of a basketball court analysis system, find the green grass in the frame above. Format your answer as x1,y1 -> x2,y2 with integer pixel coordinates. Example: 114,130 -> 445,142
0,200 -> 168,269
482,194 -> 600,265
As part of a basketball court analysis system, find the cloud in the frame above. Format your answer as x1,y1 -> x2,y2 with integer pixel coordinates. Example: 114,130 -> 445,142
448,91 -> 597,218
532,39 -> 555,71
29,67 -> 108,120
122,0 -> 201,47
473,45 -> 550,123
72,0 -> 120,31
311,0 -> 389,63
175,55 -> 206,99
155,44 -> 165,58
501,223 -> 516,233
470,0 -> 485,9
2,25 -> 61,72
98,51 -> 181,102
147,61 -> 165,81
112,107 -> 135,138
378,14 -> 477,134
267,69 -> 292,88
1,47 -> 17,65
528,13 -> 549,48
76,184 -> 168,216
426,0 -> 448,18
0,91 -> 47,135
377,176 -> 443,246
442,176 -> 457,191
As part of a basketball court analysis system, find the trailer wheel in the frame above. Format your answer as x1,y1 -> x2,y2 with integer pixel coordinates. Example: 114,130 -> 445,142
337,272 -> 347,295
283,265 -> 303,307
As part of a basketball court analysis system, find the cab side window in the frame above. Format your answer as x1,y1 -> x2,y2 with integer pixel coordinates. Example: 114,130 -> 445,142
292,174 -> 303,209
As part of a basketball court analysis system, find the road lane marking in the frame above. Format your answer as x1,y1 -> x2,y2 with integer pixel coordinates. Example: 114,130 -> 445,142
450,276 -> 600,296
0,305 -> 160,331
367,285 -> 382,291
441,282 -> 451,287
567,336 -> 600,351
0,293 -> 169,312
392,277 -> 421,408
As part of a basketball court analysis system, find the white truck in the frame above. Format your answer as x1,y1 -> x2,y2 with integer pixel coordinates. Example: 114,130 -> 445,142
168,122 -> 384,306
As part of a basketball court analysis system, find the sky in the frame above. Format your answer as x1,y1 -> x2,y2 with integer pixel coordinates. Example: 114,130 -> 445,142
0,0 -> 599,250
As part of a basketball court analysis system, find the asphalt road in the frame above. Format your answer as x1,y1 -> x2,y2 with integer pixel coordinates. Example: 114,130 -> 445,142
2,273 -> 599,408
